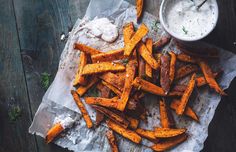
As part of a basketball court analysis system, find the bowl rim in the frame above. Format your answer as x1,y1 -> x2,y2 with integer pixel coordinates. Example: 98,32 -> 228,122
159,0 -> 219,42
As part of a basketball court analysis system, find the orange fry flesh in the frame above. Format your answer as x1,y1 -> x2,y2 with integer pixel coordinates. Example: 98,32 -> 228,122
123,22 -> 135,44
71,90 -> 93,128
73,52 -> 88,86
198,60 -> 226,95
151,134 -> 188,151
85,97 -> 119,110
74,43 -> 102,55
171,99 -> 199,122
76,77 -> 99,96
91,48 -> 125,63
133,77 -> 166,96
159,99 -> 175,128
82,62 -> 125,75
102,81 -> 122,96
169,51 -> 177,84
119,60 -> 137,111
175,64 -> 198,80
176,73 -> 196,115
106,130 -> 119,152
99,72 -> 125,91
154,127 -> 186,138
136,128 -> 158,141
177,53 -> 197,63
145,38 -> 153,78
107,119 -> 142,144
124,23 -> 149,57
45,123 -> 64,144
136,0 -> 143,21
127,116 -> 139,130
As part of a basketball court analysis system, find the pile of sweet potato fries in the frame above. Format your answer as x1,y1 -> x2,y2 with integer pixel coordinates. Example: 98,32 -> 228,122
45,1 -> 225,151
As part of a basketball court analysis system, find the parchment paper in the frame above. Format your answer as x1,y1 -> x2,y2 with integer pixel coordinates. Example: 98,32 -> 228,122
29,0 -> 236,151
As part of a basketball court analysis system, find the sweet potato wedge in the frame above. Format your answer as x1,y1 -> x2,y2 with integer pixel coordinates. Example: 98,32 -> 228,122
151,134 -> 188,151
82,62 -> 125,75
136,128 -> 158,141
45,123 -> 64,144
124,23 -> 149,57
153,36 -> 171,49
74,43 -> 102,55
176,73 -> 196,115
91,48 -> 125,63
154,127 -> 186,138
160,54 -> 171,94
71,90 -> 93,128
138,54 -> 146,78
159,99 -> 175,128
198,60 -> 226,95
85,97 -> 119,110
119,60 -> 137,111
138,42 -> 159,70
168,91 -> 184,97
136,0 -> 143,21
73,52 -> 88,86
123,22 -> 135,44
76,76 -> 99,96
145,38 -> 153,78
127,116 -> 139,130
92,105 -> 129,128
177,53 -> 197,63
196,71 -> 220,87
133,77 -> 166,96
171,99 -> 199,122
169,51 -> 177,84
175,64 -> 198,80
107,119 -> 142,144
102,81 -> 122,96
106,130 -> 119,152
99,72 -> 125,91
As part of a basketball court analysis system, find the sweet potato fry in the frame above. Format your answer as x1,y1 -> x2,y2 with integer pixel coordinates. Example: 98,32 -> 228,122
177,53 -> 197,63
76,76 -> 99,96
153,36 -> 171,49
160,54 -> 171,94
133,77 -> 166,96
99,72 -> 125,91
127,116 -> 139,130
85,97 -> 119,110
138,54 -> 146,78
168,91 -> 184,97
92,105 -> 129,128
175,64 -> 198,80
74,43 -> 102,55
102,81 -> 122,96
136,128 -> 158,141
95,111 -> 105,127
97,83 -> 111,98
159,99 -> 175,128
136,0 -> 143,21
91,48 -> 125,63
82,62 -> 125,75
138,42 -> 159,70
106,130 -> 119,152
73,52 -> 88,86
198,60 -> 226,95
124,23 -> 149,57
154,128 -> 186,138
151,134 -> 188,151
123,22 -> 135,44
172,84 -> 187,93
169,51 -> 177,84
119,60 -> 137,111
170,99 -> 199,122
107,119 -> 142,144
145,38 -> 154,78
45,123 -> 64,143
71,90 -> 93,128
196,71 -> 220,87
176,73 -> 196,115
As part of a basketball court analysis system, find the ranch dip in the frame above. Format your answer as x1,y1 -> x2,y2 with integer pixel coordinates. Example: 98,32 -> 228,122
162,0 -> 218,41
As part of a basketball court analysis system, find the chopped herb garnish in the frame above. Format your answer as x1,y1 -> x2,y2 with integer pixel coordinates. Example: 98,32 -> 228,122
121,58 -> 129,65
151,20 -> 160,32
8,106 -> 21,122
182,26 -> 188,35
41,72 -> 51,89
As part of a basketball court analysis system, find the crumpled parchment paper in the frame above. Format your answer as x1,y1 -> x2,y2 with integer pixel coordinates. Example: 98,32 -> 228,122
29,0 -> 236,151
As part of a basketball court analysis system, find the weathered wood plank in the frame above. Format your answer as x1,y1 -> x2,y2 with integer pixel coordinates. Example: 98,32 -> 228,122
0,0 -> 38,152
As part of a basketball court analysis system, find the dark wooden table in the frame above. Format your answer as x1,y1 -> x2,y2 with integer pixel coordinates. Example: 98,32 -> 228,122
0,0 -> 236,152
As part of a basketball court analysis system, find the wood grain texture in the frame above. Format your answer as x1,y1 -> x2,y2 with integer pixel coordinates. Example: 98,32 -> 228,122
0,0 -> 38,152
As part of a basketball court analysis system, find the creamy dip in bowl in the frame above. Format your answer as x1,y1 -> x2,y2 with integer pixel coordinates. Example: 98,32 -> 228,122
160,0 -> 218,42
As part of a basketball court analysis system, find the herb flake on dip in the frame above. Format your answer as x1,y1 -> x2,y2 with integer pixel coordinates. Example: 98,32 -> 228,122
160,0 -> 218,41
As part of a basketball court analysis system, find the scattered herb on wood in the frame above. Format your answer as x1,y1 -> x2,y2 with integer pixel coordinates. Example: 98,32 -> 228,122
41,72 -> 51,89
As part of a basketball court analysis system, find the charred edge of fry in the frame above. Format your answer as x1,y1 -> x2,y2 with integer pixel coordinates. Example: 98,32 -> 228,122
175,64 -> 198,80
45,123 -> 64,144
102,81 -> 122,96
176,73 -> 196,115
169,51 -> 177,84
73,52 -> 88,86
153,36 -> 171,49
106,130 -> 119,152
176,53 -> 197,63
95,110 -> 105,127
71,90 -> 93,128
159,99 -> 175,128
160,54 -> 171,94
196,71 -> 220,87
107,119 -> 142,144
